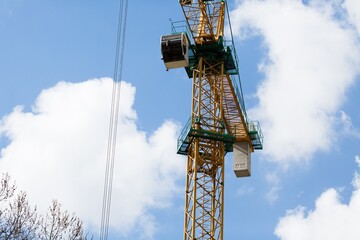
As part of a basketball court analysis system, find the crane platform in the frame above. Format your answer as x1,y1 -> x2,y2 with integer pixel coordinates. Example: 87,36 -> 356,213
177,117 -> 236,155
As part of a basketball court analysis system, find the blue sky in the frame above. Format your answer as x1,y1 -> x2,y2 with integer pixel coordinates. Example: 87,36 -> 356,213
1,0 -> 360,239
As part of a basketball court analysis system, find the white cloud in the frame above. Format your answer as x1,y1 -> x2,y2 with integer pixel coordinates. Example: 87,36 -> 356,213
236,184 -> 255,196
356,155 -> 360,166
265,172 -> 280,185
275,156 -> 360,240
353,155 -> 360,189
339,111 -> 360,138
265,172 -> 281,204
0,78 -> 184,238
266,185 -> 281,204
231,0 -> 360,164
343,0 -> 360,34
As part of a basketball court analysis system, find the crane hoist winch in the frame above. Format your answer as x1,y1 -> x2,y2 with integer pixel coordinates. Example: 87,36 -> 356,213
160,1 -> 263,239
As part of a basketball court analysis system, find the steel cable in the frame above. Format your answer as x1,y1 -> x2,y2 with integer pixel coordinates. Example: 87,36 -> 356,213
100,0 -> 128,239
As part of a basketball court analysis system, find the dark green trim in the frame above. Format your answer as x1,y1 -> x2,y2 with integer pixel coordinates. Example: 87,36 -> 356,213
177,126 -> 236,155
184,39 -> 238,78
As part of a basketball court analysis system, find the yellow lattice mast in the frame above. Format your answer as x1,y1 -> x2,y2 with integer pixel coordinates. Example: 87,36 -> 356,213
161,1 -> 263,239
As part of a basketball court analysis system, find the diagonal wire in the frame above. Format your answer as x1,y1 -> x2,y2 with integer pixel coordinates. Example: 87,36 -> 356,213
100,0 -> 128,239
225,0 -> 248,122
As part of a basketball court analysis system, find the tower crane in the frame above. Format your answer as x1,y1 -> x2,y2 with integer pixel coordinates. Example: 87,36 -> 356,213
160,1 -> 263,239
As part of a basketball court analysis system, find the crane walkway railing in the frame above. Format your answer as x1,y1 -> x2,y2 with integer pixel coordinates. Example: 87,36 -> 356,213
177,117 -> 236,155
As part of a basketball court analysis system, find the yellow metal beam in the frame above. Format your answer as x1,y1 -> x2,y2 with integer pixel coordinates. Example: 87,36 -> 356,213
183,58 -> 225,240
222,74 -> 253,149
180,0 -> 225,44
179,1 -> 254,239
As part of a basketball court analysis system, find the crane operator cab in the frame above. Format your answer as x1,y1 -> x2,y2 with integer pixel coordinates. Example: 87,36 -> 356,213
161,33 -> 189,70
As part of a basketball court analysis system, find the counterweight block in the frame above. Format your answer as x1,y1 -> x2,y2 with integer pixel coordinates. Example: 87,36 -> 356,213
233,141 -> 251,177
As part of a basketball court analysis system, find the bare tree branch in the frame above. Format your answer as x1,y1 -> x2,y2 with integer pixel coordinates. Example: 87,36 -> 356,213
38,199 -> 87,240
0,173 -> 92,240
0,173 -> 16,202
0,191 -> 38,239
